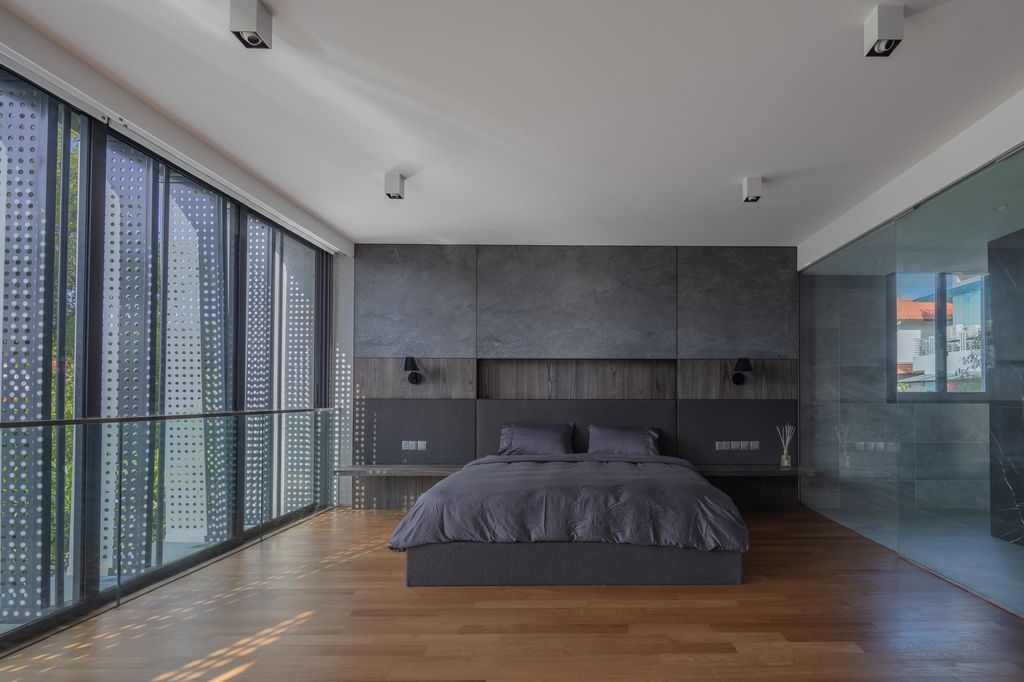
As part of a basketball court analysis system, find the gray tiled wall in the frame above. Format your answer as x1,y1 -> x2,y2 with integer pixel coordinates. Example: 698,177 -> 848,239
677,247 -> 798,359
356,244 -> 798,361
354,244 -> 477,357
476,246 -> 677,358
800,270 -> 992,549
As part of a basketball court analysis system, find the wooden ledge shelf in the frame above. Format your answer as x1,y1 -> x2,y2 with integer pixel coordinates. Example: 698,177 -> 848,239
694,464 -> 800,477
334,464 -> 463,477
335,463 -> 808,478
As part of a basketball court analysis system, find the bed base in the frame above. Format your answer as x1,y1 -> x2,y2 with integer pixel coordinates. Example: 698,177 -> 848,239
406,542 -> 742,586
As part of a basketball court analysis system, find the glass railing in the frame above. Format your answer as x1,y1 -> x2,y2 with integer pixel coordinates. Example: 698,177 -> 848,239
0,408 -> 335,643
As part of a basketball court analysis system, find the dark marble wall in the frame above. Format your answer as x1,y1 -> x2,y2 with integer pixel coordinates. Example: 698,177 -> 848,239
476,246 -> 677,358
678,247 -> 798,359
354,244 -> 477,357
988,233 -> 1024,545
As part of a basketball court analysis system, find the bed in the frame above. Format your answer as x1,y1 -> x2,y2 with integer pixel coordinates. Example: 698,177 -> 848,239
388,400 -> 749,586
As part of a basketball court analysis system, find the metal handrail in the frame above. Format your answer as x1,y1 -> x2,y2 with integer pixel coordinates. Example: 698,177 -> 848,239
0,406 -> 336,430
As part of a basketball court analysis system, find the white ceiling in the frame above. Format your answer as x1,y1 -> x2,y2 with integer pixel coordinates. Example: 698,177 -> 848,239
807,140 -> 1024,276
6,0 -> 1024,247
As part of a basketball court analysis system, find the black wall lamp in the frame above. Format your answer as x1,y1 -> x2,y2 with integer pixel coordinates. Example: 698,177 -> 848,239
731,357 -> 753,385
403,356 -> 423,385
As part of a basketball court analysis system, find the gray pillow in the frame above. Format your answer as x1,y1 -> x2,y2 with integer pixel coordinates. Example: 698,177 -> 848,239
497,423 -> 573,456
587,425 -> 660,457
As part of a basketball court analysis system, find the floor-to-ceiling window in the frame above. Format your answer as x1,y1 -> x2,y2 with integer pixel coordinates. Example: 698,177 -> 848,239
800,143 -> 1024,615
0,66 -> 336,649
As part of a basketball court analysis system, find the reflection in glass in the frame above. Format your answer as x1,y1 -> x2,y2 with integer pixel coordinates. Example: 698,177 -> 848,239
802,143 -> 1024,615
945,274 -> 985,393
893,273 -> 985,394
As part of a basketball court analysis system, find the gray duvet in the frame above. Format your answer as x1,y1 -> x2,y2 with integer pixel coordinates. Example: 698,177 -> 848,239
389,453 -> 749,553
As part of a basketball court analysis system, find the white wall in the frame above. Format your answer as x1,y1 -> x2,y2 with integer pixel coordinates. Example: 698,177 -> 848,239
0,6 -> 352,255
798,86 -> 1024,270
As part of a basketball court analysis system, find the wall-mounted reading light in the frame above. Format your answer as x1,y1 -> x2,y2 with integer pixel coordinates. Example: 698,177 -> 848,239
402,357 -> 423,385
731,357 -> 753,386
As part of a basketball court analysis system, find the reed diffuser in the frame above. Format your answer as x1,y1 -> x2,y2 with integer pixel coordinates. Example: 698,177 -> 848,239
776,423 -> 795,469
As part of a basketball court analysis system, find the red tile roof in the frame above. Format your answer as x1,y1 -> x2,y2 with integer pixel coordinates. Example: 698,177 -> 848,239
896,362 -> 923,377
896,300 -> 952,321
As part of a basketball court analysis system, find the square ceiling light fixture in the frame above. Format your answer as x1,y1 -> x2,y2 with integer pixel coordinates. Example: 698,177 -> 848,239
230,0 -> 272,49
864,4 -> 903,57
385,172 -> 406,199
742,176 -> 762,203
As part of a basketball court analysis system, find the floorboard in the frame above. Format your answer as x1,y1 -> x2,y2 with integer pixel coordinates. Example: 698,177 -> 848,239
2,507 -> 1023,681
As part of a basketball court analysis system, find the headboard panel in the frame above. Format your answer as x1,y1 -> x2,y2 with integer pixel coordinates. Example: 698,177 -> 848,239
475,399 -> 678,457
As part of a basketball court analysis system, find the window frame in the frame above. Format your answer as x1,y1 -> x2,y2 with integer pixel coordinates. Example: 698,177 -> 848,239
0,64 -> 336,654
887,271 -> 988,403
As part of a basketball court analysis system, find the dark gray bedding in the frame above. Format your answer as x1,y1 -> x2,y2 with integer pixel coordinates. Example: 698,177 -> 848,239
389,453 -> 749,552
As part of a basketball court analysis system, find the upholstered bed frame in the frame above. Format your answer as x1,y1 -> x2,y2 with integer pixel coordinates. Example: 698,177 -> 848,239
404,399 -> 744,586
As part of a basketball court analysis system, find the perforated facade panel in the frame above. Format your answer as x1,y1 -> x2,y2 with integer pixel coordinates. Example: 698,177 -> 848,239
280,237 -> 316,512
243,216 -> 274,526
0,66 -> 336,639
0,76 -> 54,621
100,139 -> 158,580
163,177 -> 232,544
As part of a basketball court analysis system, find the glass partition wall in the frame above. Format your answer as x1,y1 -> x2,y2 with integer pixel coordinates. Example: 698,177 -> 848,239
801,144 -> 1024,615
0,67 -> 335,649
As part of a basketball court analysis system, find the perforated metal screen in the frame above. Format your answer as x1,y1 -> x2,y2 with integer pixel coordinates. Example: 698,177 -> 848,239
280,236 -> 316,512
100,139 -> 158,580
244,216 -> 274,527
0,76 -> 55,621
163,176 -> 233,544
0,67 -> 335,639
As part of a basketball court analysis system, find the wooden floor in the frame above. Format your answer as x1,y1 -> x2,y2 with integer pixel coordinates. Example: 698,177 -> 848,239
3,508 -> 1024,681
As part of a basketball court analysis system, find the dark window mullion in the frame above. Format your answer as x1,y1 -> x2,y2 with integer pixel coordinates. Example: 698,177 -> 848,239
153,165 -> 171,569
233,206 -> 247,538
79,121 -> 108,601
52,105 -> 73,608
934,273 -> 948,394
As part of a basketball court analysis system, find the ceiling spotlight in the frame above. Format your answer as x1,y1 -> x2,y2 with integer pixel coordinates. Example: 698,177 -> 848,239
385,172 -> 406,200
742,176 -> 762,203
230,0 -> 272,49
864,4 -> 903,57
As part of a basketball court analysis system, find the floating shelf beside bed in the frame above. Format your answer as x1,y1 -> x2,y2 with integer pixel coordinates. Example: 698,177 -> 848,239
334,464 -> 464,477
694,464 -> 800,477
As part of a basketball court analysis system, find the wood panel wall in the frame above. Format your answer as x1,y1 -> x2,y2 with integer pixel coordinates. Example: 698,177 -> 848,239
477,359 -> 677,399
353,476 -> 447,510
677,359 -> 798,400
354,358 -> 476,399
